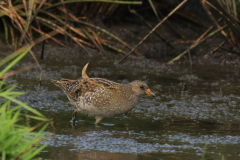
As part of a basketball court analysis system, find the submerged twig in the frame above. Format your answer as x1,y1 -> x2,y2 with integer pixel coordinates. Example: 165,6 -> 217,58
40,40 -> 45,62
188,48 -> 192,66
115,0 -> 188,65
39,71 -> 42,88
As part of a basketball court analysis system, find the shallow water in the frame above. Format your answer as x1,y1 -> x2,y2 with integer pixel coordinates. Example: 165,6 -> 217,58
2,45 -> 240,160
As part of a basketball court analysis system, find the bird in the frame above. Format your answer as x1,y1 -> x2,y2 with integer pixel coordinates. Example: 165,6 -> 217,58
51,63 -> 155,124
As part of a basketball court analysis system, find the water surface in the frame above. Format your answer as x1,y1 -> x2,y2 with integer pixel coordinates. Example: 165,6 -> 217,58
2,45 -> 240,160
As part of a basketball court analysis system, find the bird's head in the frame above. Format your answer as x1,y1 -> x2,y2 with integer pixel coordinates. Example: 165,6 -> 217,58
130,80 -> 155,97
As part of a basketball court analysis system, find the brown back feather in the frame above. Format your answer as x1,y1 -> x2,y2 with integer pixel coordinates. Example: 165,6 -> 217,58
53,78 -> 121,102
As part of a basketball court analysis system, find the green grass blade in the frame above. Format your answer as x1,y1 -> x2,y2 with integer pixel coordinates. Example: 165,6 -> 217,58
0,45 -> 32,76
19,0 -> 34,45
37,122 -> 49,133
44,0 -> 142,10
25,115 -> 48,121
2,17 -> 9,45
0,44 -> 32,70
202,142 -> 208,159
1,94 -> 47,120
29,143 -> 48,159
232,0 -> 237,17
148,0 -> 160,21
2,150 -> 6,160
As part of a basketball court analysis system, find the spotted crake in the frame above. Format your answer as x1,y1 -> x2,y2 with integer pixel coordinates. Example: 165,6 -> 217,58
51,63 -> 155,124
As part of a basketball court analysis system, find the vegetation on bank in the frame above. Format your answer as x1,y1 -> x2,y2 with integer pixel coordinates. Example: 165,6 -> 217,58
0,46 -> 49,160
0,1 -> 239,64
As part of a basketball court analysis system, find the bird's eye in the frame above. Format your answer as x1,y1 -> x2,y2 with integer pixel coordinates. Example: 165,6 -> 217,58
140,85 -> 144,90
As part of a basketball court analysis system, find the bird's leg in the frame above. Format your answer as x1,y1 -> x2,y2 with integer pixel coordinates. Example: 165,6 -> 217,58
72,109 -> 78,121
95,116 -> 103,124
71,119 -> 76,128
123,112 -> 129,119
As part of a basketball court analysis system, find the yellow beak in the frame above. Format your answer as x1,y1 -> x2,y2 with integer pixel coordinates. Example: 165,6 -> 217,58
146,89 -> 155,97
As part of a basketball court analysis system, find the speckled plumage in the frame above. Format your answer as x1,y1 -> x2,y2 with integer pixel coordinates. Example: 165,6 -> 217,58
51,63 -> 155,124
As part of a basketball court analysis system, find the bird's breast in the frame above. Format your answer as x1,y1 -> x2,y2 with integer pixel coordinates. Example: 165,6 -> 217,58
76,88 -> 139,117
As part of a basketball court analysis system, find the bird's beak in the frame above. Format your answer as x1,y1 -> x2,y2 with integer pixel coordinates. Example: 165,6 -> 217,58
146,88 -> 155,97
